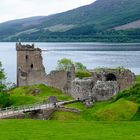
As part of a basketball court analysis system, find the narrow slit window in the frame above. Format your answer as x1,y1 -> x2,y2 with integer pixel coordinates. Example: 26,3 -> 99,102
25,55 -> 28,60
31,64 -> 33,69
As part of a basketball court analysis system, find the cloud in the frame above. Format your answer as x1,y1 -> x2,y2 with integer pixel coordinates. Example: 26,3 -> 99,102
0,0 -> 95,23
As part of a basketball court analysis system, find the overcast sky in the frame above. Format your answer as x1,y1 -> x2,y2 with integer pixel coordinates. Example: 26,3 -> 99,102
0,0 -> 96,23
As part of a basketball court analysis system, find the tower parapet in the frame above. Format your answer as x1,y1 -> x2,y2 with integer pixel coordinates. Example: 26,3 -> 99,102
16,42 -> 40,51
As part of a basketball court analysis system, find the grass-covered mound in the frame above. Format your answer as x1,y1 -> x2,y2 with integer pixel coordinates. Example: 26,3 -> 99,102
0,120 -> 140,140
95,99 -> 138,121
65,100 -> 138,121
9,84 -> 72,106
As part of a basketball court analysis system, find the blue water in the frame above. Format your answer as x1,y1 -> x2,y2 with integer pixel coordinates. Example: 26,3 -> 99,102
0,42 -> 140,83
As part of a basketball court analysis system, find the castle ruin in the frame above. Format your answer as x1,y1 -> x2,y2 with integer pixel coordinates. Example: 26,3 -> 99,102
16,43 -> 135,102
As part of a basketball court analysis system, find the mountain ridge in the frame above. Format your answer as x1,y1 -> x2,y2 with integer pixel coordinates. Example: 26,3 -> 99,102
0,0 -> 140,42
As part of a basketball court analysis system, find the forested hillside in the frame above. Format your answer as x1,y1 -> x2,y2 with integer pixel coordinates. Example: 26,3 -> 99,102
0,0 -> 140,42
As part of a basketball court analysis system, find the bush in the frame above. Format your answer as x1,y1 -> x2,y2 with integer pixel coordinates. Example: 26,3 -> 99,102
0,93 -> 12,108
76,70 -> 92,79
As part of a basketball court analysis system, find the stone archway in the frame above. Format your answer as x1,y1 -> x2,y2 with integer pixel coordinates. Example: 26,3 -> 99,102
106,73 -> 117,81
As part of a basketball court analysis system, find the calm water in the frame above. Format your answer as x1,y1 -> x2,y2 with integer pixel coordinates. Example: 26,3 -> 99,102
0,42 -> 140,83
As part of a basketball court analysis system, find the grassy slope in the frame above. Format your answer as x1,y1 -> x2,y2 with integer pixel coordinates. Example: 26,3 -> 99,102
9,84 -> 72,106
95,99 -> 138,121
0,120 -> 140,140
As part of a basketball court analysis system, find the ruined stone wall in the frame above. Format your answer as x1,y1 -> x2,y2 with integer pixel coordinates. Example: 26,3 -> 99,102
70,68 -> 135,101
46,70 -> 68,92
16,43 -> 46,86
71,78 -> 119,101
92,81 -> 119,101
46,68 -> 75,94
117,70 -> 135,90
91,68 -> 135,91
71,78 -> 94,99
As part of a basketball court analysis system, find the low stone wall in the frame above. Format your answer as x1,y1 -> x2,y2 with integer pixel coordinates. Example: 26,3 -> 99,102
71,78 -> 94,99
92,81 -> 119,101
71,78 -> 119,101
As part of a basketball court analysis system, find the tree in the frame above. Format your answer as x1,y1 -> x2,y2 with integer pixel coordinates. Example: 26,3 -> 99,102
0,61 -> 12,108
56,58 -> 92,79
74,62 -> 87,71
0,62 -> 6,92
56,58 -> 73,71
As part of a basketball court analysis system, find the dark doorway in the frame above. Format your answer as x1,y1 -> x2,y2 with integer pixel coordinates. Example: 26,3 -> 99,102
106,73 -> 117,81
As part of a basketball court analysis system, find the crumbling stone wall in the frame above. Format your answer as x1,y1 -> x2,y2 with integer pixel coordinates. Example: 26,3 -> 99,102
46,65 -> 75,94
70,68 -> 135,101
71,78 -> 94,99
92,81 -> 119,101
46,70 -> 68,92
16,42 -> 46,86
91,68 -> 135,90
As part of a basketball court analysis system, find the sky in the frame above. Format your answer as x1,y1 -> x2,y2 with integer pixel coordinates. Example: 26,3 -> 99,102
0,0 -> 96,23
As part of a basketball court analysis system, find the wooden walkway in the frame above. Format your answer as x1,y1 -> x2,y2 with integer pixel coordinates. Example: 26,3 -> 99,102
0,100 -> 78,119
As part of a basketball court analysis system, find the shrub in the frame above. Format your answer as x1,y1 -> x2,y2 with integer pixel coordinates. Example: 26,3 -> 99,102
0,93 -> 12,108
76,70 -> 92,79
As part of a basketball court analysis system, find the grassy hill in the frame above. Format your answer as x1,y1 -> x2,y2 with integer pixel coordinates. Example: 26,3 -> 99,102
8,84 -> 72,106
0,0 -> 140,42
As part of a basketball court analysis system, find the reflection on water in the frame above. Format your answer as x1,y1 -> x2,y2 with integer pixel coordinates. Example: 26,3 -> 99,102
0,42 -> 140,83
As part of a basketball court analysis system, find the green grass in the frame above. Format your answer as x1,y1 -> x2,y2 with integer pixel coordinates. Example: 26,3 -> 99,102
136,75 -> 140,83
113,83 -> 140,104
50,111 -> 82,121
9,84 -> 72,106
131,107 -> 140,121
67,99 -> 138,121
65,101 -> 113,121
0,120 -> 140,140
95,99 -> 138,121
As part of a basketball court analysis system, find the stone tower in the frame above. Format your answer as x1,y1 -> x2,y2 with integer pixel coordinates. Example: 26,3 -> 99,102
16,42 -> 46,86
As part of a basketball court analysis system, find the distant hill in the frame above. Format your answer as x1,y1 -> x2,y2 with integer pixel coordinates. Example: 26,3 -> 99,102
0,0 -> 140,42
